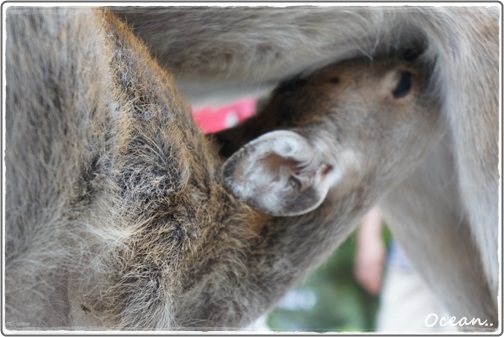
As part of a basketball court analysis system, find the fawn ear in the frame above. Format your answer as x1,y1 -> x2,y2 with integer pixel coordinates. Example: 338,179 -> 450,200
222,130 -> 338,216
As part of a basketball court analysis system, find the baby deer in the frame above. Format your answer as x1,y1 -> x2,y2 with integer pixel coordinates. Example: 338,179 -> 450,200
7,7 -> 489,332
217,57 -> 442,217
215,56 -> 496,329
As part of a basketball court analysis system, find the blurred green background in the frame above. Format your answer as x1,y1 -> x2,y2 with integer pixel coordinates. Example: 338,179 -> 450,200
266,230 -> 390,332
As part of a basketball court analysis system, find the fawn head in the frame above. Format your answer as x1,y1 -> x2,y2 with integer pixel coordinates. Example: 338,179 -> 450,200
219,57 -> 442,216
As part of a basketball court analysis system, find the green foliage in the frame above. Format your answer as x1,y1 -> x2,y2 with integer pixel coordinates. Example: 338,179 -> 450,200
267,229 -> 391,332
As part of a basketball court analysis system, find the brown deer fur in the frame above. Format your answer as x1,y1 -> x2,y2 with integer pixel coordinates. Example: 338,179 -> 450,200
4,5 -> 499,331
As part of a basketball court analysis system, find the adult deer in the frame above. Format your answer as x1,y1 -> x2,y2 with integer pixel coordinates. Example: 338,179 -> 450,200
4,5 -> 499,331
114,3 -> 500,326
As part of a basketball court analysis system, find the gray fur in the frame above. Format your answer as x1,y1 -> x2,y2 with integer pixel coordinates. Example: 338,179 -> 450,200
117,4 -> 500,325
5,5 -> 499,332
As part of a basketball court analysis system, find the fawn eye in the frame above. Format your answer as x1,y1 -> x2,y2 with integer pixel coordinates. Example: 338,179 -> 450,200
392,71 -> 412,99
